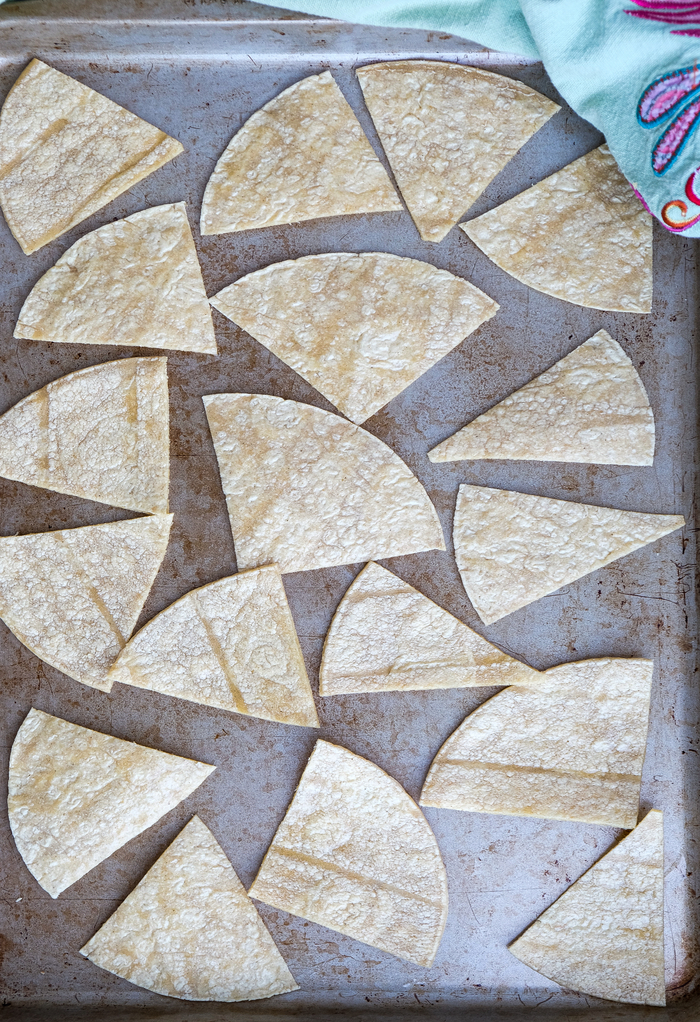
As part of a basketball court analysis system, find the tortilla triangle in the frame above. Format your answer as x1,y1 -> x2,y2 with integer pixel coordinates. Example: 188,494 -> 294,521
429,330 -> 655,465
320,561 -> 539,695
0,60 -> 183,254
357,60 -> 559,243
454,485 -> 684,624
420,658 -> 653,828
249,740 -> 448,966
200,71 -> 401,235
110,565 -> 319,728
461,146 -> 652,313
0,513 -> 172,691
15,203 -> 215,354
204,394 -> 445,574
81,816 -> 298,1001
0,357 -> 169,512
210,252 -> 498,424
509,810 -> 665,1005
8,709 -> 215,899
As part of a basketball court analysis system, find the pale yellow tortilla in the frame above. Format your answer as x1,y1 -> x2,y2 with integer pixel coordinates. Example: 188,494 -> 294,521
200,71 -> 401,235
110,565 -> 319,728
0,513 -> 172,691
0,60 -> 183,254
420,658 -> 653,828
210,252 -> 498,424
357,60 -> 559,243
430,330 -> 655,465
0,357 -> 169,513
461,146 -> 653,313
204,394 -> 445,574
81,816 -> 298,1001
453,485 -> 684,624
509,810 -> 665,1006
249,740 -> 448,967
8,709 -> 214,899
15,203 -> 215,353
320,561 -> 539,695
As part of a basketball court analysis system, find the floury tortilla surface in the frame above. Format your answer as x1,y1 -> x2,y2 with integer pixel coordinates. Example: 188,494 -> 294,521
15,203 -> 216,353
110,565 -> 319,728
249,740 -> 448,967
0,514 -> 172,691
509,811 -> 665,1005
461,146 -> 653,313
420,658 -> 653,828
429,330 -> 655,465
0,357 -> 170,513
200,71 -> 401,235
8,709 -> 214,898
210,252 -> 498,424
0,60 -> 183,254
320,561 -> 539,695
81,816 -> 298,1002
204,394 -> 445,574
358,60 -> 559,243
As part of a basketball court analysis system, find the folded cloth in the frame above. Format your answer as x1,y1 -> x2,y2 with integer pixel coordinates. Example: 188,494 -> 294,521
254,0 -> 700,236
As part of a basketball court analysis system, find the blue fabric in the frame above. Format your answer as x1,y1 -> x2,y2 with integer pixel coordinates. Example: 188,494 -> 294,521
257,0 -> 700,236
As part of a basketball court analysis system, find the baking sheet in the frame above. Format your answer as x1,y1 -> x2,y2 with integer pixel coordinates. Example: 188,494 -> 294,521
0,0 -> 698,1012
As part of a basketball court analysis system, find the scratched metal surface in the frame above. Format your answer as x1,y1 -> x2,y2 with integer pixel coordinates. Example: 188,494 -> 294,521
0,1 -> 697,1015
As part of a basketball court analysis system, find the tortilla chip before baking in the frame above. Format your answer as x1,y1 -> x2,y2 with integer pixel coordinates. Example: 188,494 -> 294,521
320,561 -> 539,695
8,708 -> 214,899
110,565 -> 318,728
420,658 -> 653,828
453,485 -> 684,624
204,394 -> 444,574
357,60 -> 559,243
461,146 -> 652,313
249,739 -> 448,966
0,60 -> 183,254
15,203 -> 215,353
210,252 -> 497,424
0,357 -> 169,512
429,330 -> 654,465
509,810 -> 665,1006
81,816 -> 298,1001
201,71 -> 401,235
0,513 -> 172,691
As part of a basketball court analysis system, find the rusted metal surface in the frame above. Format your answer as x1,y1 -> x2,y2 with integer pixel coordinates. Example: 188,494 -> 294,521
0,1 -> 697,1015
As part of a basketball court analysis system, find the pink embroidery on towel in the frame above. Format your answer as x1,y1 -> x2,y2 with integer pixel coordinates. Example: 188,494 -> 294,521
625,1 -> 700,37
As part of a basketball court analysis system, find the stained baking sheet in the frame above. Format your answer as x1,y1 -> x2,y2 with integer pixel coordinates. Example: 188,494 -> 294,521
0,0 -> 698,1014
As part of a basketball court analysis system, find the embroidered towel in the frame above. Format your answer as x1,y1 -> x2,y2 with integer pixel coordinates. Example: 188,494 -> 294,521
255,0 -> 700,236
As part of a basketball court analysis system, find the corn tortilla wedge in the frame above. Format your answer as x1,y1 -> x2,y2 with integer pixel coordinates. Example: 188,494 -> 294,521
249,739 -> 448,967
8,709 -> 214,898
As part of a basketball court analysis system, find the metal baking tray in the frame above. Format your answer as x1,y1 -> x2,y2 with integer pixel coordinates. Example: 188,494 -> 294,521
0,1 -> 697,1018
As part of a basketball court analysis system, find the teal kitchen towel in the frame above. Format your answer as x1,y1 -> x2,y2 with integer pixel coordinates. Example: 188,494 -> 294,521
259,0 -> 700,236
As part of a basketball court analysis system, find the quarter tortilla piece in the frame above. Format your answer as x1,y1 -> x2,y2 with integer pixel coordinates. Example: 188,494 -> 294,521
357,60 -> 559,243
320,561 -> 539,695
211,252 -> 498,424
454,485 -> 684,624
0,357 -> 169,513
461,146 -> 653,313
0,514 -> 172,691
430,330 -> 655,465
420,658 -> 653,828
509,810 -> 665,1006
15,203 -> 215,354
8,709 -> 215,899
204,394 -> 445,574
110,565 -> 318,728
81,816 -> 298,1002
200,71 -> 401,235
249,740 -> 448,967
0,60 -> 183,254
